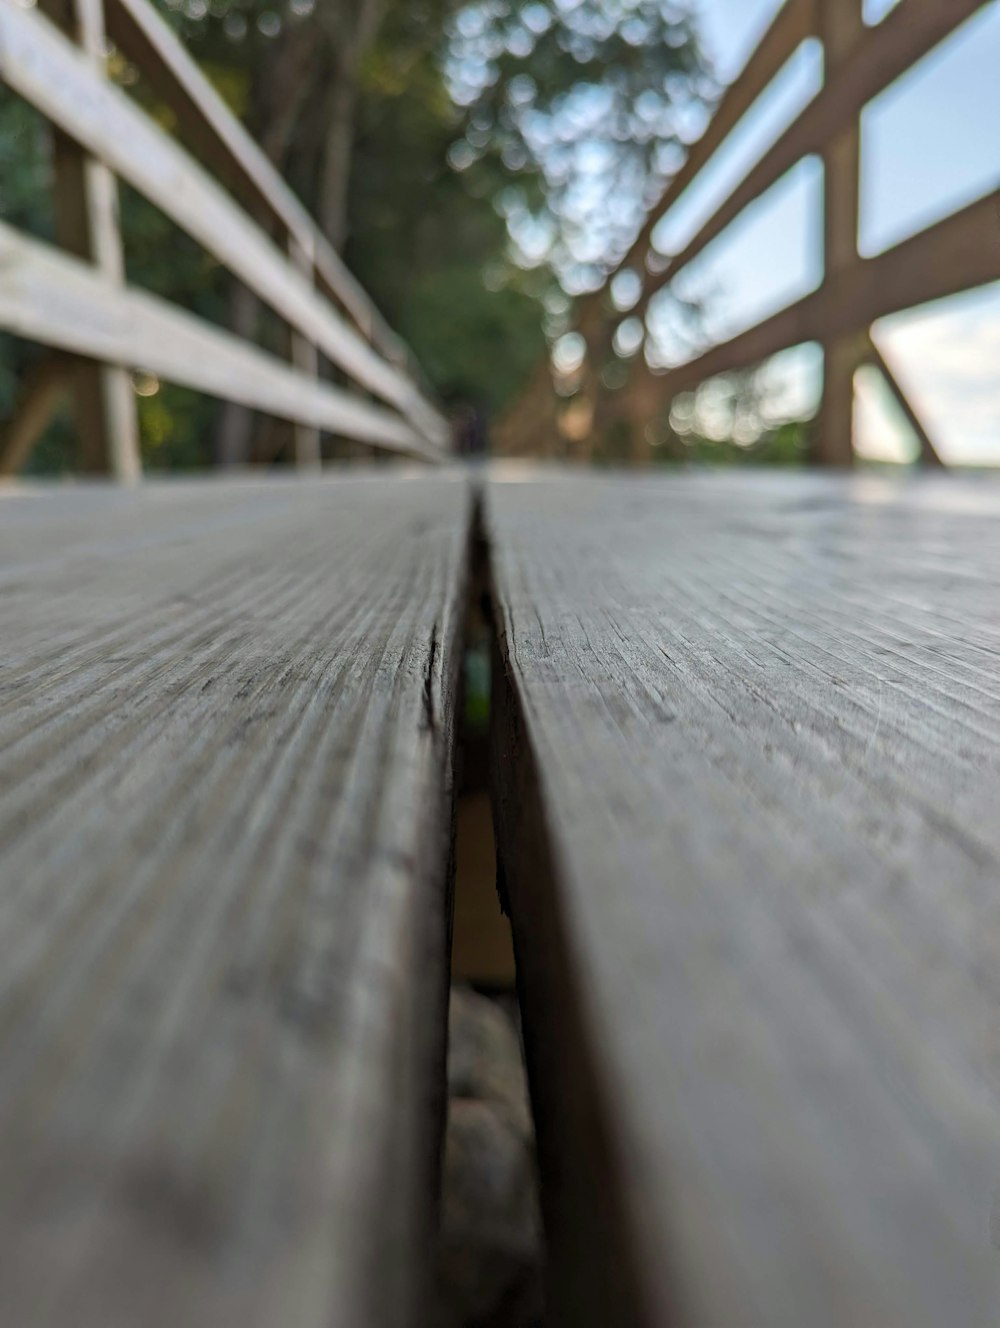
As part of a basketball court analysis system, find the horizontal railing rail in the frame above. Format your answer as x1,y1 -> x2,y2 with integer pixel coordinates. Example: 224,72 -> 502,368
103,0 -> 410,368
626,188 -> 1000,410
625,0 -> 988,326
0,222 -> 439,457
0,0 -> 448,479
551,0 -> 999,465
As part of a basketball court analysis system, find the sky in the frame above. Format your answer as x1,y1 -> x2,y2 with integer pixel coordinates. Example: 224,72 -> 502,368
651,0 -> 1000,464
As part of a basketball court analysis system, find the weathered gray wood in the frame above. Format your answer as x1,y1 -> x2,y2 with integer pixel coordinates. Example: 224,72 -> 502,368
486,469 -> 1000,1327
0,222 -> 436,458
0,472 -> 472,1328
0,0 -> 445,446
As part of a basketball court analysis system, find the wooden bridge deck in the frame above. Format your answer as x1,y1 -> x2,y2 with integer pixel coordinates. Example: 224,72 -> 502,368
0,473 -> 470,1327
485,470 -> 1000,1326
1,467 -> 999,1325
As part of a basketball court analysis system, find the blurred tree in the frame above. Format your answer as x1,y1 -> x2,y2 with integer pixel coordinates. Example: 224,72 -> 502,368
446,0 -> 719,458
444,0 -> 716,291
659,369 -> 812,466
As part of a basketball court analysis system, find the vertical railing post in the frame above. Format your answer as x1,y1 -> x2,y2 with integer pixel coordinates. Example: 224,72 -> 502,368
40,0 -> 141,483
288,234 -> 322,470
815,0 -> 863,466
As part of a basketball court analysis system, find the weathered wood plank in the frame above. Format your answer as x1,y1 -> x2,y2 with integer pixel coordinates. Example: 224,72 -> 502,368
287,233 -> 322,469
486,470 -> 1000,1326
0,222 -> 436,458
0,472 -> 471,1327
0,0 -> 445,445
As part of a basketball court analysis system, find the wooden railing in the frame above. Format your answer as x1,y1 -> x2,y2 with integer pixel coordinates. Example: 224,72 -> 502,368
0,0 -> 449,480
528,0 -> 1000,465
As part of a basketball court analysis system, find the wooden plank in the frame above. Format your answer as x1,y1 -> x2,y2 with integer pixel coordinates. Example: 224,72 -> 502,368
0,471 -> 471,1327
486,469 -> 1000,1326
103,0 -> 410,370
0,221 -> 438,458
40,0 -> 141,481
626,189 -> 1000,412
630,0 -> 987,322
0,0 -> 446,446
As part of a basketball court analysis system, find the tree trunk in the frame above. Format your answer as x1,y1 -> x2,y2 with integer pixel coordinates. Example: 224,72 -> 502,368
258,13 -> 322,168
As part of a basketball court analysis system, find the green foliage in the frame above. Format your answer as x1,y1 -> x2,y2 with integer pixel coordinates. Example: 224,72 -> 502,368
395,268 -> 546,413
644,416 -> 811,467
0,94 -> 54,241
347,5 -> 553,413
138,383 -> 217,469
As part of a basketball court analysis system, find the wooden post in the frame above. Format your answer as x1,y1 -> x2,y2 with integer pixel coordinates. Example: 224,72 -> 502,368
815,0 -> 864,467
0,354 -> 71,477
41,0 -> 140,482
288,234 -> 322,469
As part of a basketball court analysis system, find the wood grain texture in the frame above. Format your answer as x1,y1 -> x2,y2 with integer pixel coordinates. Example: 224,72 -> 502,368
0,472 -> 471,1327
485,469 -> 1000,1327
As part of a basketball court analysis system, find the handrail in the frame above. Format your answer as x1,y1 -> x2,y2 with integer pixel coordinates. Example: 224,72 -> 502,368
0,0 -> 447,478
563,0 -> 997,466
577,0 -> 815,333
624,190 -> 1000,408
0,222 -> 439,458
626,0 -> 985,324
104,0 -> 409,368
